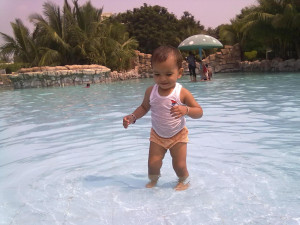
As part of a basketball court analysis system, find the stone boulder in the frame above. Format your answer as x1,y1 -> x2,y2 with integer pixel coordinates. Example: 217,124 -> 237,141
295,59 -> 300,71
203,43 -> 241,73
260,60 -> 271,72
9,64 -> 111,88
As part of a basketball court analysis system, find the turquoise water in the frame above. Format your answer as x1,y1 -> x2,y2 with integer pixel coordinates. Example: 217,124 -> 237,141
0,72 -> 300,225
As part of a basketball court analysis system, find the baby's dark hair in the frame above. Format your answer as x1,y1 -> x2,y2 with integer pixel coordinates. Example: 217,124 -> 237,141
151,46 -> 183,69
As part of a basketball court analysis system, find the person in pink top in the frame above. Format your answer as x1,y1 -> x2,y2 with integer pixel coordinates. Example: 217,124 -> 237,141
201,61 -> 209,81
123,46 -> 203,191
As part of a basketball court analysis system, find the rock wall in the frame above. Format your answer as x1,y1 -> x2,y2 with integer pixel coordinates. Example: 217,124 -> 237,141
0,74 -> 12,87
134,50 -> 190,76
7,65 -> 111,89
133,50 -> 153,77
202,44 -> 241,73
203,43 -> 300,73
5,64 -> 150,89
1,51 -> 155,89
2,47 -> 300,89
240,58 -> 300,72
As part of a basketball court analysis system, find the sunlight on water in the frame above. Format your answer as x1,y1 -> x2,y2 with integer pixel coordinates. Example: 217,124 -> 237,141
0,73 -> 300,225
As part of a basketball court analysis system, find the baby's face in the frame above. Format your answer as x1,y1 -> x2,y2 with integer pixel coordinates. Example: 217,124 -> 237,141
152,56 -> 183,91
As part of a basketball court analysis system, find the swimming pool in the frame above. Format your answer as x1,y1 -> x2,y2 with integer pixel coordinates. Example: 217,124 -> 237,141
1,72 -> 299,224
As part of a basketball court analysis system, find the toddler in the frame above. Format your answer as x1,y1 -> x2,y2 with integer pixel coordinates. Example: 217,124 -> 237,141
123,46 -> 203,191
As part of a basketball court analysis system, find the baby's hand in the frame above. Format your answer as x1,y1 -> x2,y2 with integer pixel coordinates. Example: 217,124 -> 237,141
170,105 -> 188,119
123,114 -> 136,128
123,115 -> 131,128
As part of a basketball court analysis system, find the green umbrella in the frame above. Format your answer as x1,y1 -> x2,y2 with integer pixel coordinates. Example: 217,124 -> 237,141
178,34 -> 223,59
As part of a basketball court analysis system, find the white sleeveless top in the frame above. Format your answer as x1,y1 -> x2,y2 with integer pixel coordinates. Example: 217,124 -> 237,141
150,83 -> 186,138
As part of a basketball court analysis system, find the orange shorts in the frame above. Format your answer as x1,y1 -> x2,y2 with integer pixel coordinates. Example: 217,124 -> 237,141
149,127 -> 189,149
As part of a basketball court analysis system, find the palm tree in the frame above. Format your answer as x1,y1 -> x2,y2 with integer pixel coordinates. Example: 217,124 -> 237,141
0,19 -> 38,65
98,21 -> 138,71
30,0 -> 75,66
30,0 -> 138,69
1,0 -> 138,70
218,24 -> 238,46
114,34 -> 138,71
71,0 -> 105,64
270,2 -> 300,58
239,0 -> 300,58
218,0 -> 300,59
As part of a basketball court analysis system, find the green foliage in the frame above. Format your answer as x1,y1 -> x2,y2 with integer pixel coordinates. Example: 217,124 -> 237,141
244,50 -> 257,61
178,11 -> 205,41
0,19 -> 38,66
96,21 -> 138,71
2,0 -> 299,73
0,63 -> 29,74
0,0 -> 137,71
219,24 -> 238,45
0,1 -> 207,70
113,4 -> 204,53
219,0 -> 300,59
0,52 -> 11,63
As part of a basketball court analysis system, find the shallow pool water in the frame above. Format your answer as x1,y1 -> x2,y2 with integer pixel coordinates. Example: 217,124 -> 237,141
0,72 -> 300,225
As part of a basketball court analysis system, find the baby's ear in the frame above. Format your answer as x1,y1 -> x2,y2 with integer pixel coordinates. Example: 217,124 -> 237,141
178,68 -> 184,78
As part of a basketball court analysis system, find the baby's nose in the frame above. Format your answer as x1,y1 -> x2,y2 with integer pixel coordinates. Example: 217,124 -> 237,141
160,75 -> 167,80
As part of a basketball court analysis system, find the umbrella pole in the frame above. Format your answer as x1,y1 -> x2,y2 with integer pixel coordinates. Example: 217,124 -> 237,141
199,47 -> 202,71
199,47 -> 202,60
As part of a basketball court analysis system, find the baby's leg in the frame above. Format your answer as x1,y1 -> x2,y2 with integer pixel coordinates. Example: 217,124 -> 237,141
169,142 -> 190,191
146,141 -> 167,188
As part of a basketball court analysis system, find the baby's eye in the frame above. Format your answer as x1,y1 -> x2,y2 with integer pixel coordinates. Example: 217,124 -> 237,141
167,73 -> 173,76
154,73 -> 160,76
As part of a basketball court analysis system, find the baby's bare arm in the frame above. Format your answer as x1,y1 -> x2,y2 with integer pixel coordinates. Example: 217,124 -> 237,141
180,88 -> 203,119
123,86 -> 152,128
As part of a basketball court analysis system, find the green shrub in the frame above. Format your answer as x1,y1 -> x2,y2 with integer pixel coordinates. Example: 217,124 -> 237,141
244,50 -> 257,61
0,63 -> 29,74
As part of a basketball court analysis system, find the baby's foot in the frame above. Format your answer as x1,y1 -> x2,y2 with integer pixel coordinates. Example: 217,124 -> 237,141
174,177 -> 190,191
145,180 -> 157,188
174,181 -> 190,191
146,174 -> 160,188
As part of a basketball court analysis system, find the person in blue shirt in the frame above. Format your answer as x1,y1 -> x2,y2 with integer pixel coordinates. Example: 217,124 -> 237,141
186,52 -> 196,82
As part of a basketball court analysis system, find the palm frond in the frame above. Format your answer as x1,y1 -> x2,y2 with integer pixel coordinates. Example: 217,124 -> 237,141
43,1 -> 63,36
38,48 -> 62,66
0,32 -> 16,46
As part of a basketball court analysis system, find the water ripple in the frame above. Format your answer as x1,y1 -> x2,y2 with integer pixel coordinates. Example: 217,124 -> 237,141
1,73 -> 300,224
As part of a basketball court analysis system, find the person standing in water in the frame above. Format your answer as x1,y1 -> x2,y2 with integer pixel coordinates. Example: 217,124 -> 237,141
123,46 -> 203,191
186,52 -> 197,82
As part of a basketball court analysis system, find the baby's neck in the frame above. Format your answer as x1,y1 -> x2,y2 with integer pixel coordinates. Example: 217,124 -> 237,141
157,86 -> 175,96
